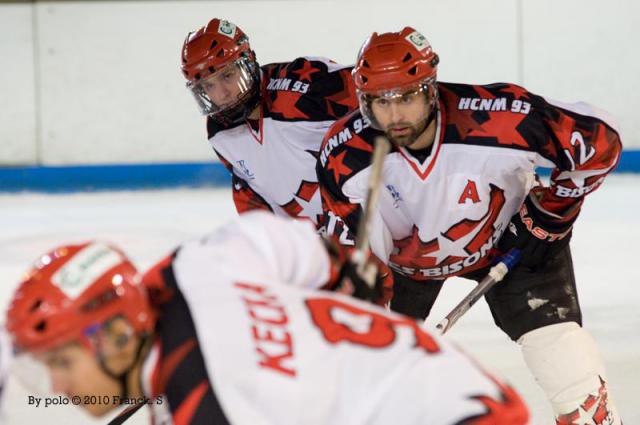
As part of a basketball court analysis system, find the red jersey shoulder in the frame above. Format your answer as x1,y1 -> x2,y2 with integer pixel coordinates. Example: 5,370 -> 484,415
317,110 -> 382,187
140,254 -> 176,307
439,81 -> 548,152
439,81 -> 621,169
262,57 -> 358,122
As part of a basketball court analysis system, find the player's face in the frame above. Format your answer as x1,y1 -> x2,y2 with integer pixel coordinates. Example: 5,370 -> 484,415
201,63 -> 248,109
38,343 -> 122,417
371,90 -> 431,147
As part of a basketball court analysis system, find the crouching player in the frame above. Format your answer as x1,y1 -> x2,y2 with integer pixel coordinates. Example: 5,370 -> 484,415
6,212 -> 528,424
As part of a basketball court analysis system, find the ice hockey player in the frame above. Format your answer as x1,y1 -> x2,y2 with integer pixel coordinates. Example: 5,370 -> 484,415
6,212 -> 528,424
316,27 -> 623,424
180,18 -> 358,226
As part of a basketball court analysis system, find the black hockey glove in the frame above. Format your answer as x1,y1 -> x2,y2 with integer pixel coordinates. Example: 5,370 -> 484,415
497,192 -> 576,268
334,258 -> 386,304
322,236 -> 391,304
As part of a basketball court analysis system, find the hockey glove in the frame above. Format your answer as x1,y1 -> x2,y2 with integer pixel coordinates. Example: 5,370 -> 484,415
497,191 -> 576,268
334,258 -> 386,304
323,237 -> 392,305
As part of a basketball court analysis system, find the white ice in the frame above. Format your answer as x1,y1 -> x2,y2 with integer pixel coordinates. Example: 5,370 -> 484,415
0,175 -> 638,424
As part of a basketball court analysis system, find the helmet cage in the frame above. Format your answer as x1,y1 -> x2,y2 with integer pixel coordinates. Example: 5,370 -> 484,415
186,54 -> 260,125
358,76 -> 438,130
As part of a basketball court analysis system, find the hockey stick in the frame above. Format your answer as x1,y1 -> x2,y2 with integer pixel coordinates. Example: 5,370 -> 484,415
105,401 -> 146,425
350,136 -> 391,288
435,249 -> 520,335
110,139 -> 390,425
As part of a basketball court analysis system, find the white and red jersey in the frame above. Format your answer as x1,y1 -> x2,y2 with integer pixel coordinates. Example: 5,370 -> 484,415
208,57 -> 358,225
316,82 -> 622,280
140,212 -> 528,425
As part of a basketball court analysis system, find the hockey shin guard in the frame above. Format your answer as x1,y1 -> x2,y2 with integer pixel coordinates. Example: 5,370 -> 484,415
518,322 -> 621,425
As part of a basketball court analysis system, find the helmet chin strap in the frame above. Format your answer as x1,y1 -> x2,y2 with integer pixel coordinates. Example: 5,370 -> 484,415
98,334 -> 151,402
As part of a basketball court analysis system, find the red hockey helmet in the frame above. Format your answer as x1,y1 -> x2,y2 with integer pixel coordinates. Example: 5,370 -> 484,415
181,18 -> 261,125
6,242 -> 154,354
353,27 -> 440,129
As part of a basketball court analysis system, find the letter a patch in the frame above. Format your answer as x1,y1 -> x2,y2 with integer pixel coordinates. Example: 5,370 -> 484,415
458,180 -> 480,204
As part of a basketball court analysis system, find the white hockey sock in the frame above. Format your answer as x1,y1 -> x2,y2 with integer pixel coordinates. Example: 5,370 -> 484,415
518,322 -> 621,425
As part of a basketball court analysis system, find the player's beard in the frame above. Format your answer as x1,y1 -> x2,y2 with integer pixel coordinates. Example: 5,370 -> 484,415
384,116 -> 430,148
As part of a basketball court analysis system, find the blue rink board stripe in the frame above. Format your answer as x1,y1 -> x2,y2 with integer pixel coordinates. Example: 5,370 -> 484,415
1,150 -> 640,193
0,162 -> 231,193
613,149 -> 640,173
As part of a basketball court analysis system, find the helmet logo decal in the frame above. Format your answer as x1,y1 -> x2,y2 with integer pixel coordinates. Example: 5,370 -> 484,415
51,244 -> 122,298
218,20 -> 237,39
405,31 -> 431,51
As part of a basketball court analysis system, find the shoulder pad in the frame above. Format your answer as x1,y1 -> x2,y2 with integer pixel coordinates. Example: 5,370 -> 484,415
318,110 -> 386,187
263,58 -> 357,121
438,81 -> 541,151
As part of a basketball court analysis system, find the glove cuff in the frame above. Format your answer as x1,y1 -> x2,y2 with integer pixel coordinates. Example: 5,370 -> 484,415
525,192 -> 577,232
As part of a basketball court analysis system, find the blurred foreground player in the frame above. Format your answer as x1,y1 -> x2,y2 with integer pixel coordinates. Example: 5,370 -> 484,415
181,19 -> 357,226
317,27 -> 623,424
7,212 -> 528,424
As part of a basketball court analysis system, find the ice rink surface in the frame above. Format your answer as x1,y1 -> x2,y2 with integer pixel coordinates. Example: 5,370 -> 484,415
0,175 -> 638,424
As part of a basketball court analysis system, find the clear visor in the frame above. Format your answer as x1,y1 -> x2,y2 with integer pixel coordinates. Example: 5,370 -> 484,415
359,79 -> 434,104
187,58 -> 255,116
357,78 -> 437,130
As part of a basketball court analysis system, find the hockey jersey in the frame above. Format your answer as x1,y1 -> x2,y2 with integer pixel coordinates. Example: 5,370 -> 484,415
316,82 -> 622,281
140,212 -> 528,424
208,57 -> 358,225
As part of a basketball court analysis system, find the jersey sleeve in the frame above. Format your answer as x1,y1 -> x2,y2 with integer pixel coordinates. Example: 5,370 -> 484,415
316,116 -> 395,303
303,57 -> 359,120
529,96 -> 622,220
316,132 -> 362,246
190,212 -> 333,290
264,57 -> 358,122
315,112 -> 388,253
139,254 -> 228,425
212,147 -> 273,214
317,163 -> 361,245
441,82 -> 621,221
237,212 -> 333,289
